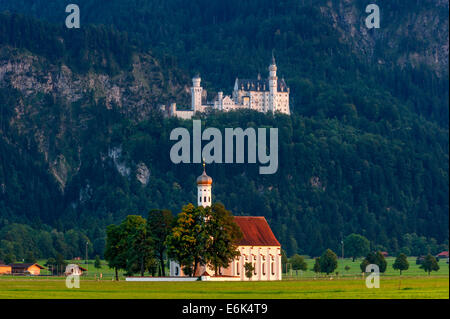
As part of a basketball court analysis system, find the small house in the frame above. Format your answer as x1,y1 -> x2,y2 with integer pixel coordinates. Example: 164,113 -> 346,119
10,263 -> 45,275
436,251 -> 449,260
0,262 -> 11,275
64,265 -> 88,276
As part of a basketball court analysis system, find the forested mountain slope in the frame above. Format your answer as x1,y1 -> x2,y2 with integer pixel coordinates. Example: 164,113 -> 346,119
0,2 -> 448,260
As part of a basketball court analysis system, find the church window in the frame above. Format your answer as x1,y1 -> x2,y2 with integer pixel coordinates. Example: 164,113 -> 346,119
199,196 -> 202,202
253,263 -> 256,275
175,267 -> 179,276
262,263 -> 266,275
204,196 -> 207,202
271,263 -> 275,275
237,262 -> 240,275
208,196 -> 211,202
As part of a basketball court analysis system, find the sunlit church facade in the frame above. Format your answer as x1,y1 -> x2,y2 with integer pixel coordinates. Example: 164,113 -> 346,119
169,166 -> 282,281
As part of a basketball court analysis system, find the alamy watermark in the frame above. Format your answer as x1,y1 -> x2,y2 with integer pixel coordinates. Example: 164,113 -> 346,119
170,120 -> 278,174
65,264 -> 81,289
65,4 -> 80,29
365,4 -> 380,29
365,264 -> 380,288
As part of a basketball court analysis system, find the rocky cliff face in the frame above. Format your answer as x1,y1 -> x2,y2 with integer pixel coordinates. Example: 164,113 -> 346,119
0,46 -> 189,190
319,0 -> 448,75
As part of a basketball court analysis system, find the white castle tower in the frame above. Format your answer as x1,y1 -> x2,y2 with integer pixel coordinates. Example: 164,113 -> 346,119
191,74 -> 203,113
268,53 -> 278,113
197,161 -> 212,208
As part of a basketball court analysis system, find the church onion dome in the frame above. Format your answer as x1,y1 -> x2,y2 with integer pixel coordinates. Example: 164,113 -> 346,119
197,166 -> 212,185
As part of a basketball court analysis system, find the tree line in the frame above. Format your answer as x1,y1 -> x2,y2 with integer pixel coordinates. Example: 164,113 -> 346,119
104,203 -> 242,279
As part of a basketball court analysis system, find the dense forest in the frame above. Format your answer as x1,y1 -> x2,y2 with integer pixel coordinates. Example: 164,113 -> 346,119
0,1 -> 448,261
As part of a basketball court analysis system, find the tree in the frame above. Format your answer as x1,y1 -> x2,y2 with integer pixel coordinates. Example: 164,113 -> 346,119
105,216 -> 153,278
344,234 -> 370,262
4,253 -> 15,265
313,257 -> 321,274
104,224 -> 126,280
392,253 -> 409,275
44,257 -> 56,275
420,253 -> 439,275
281,249 -> 288,273
319,249 -> 338,275
94,255 -> 102,271
147,209 -> 174,277
204,203 -> 243,276
55,253 -> 67,276
290,254 -> 307,275
122,215 -> 153,277
360,251 -> 387,273
167,204 -> 208,277
244,262 -> 254,280
24,251 -> 36,263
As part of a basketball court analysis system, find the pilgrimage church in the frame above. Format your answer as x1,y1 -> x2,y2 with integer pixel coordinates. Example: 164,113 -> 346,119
166,55 -> 290,119
169,165 -> 282,281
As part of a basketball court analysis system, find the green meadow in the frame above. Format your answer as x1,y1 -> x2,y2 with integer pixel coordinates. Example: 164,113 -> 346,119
1,257 -> 447,299
32,256 -> 450,280
0,276 -> 448,299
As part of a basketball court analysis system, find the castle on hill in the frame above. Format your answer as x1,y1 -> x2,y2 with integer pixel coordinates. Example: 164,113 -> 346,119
164,55 -> 290,119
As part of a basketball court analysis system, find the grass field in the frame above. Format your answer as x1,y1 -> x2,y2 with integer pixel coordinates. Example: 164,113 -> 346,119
0,276 -> 448,299
32,257 -> 450,280
1,257 -> 447,299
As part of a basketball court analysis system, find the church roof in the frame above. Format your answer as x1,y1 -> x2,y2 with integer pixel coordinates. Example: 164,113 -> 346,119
236,78 -> 289,92
233,216 -> 281,246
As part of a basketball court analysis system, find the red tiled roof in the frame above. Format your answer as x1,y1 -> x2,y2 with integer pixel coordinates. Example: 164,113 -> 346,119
233,216 -> 280,247
437,251 -> 449,257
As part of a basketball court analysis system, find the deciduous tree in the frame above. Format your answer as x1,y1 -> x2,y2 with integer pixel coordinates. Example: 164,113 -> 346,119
204,203 -> 242,276
392,253 -> 409,275
319,249 -> 338,275
344,234 -> 370,262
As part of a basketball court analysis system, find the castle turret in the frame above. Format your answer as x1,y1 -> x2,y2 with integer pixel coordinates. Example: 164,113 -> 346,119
217,91 -> 223,110
268,54 -> 278,113
191,74 -> 203,113
197,161 -> 212,208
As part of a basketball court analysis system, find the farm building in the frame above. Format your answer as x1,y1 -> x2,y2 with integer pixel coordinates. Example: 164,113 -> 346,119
10,263 -> 45,275
64,264 -> 88,276
0,262 -> 11,275
436,251 -> 449,260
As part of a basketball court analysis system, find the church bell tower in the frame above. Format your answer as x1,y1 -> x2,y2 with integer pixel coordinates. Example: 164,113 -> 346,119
197,161 -> 212,208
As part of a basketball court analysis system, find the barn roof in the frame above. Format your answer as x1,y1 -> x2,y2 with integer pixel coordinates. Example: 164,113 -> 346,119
233,216 -> 280,247
10,263 -> 45,269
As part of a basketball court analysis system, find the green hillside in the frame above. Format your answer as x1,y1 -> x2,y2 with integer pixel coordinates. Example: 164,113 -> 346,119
0,1 -> 448,261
